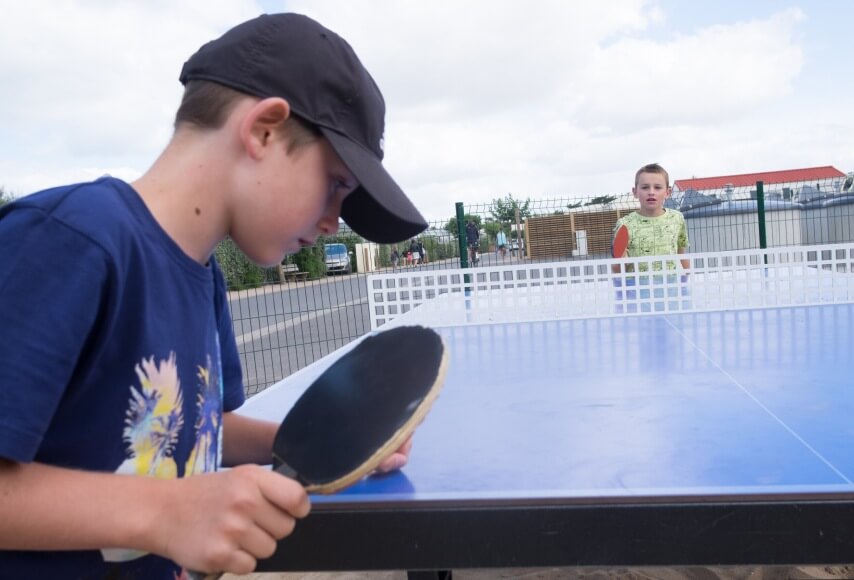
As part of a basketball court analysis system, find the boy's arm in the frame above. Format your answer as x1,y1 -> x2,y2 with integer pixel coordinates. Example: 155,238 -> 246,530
677,214 -> 690,270
221,412 -> 278,467
678,247 -> 690,270
221,411 -> 415,473
0,457 -> 309,575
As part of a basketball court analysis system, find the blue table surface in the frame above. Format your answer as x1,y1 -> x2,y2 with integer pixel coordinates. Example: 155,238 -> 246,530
238,303 -> 854,504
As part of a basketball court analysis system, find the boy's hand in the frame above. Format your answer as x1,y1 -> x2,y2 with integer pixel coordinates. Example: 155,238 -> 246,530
374,435 -> 414,473
154,465 -> 310,575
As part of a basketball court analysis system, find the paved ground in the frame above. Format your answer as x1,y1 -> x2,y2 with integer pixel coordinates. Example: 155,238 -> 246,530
222,565 -> 854,579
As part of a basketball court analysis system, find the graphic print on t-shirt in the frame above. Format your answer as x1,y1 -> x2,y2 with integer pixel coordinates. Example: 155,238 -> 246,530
102,350 -> 222,563
185,355 -> 224,476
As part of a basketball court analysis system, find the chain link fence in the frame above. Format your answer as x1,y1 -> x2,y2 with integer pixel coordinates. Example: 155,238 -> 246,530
224,174 -> 854,396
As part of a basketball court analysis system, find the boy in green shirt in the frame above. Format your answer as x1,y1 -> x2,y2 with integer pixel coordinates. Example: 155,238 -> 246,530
613,163 -> 690,312
614,163 -> 689,271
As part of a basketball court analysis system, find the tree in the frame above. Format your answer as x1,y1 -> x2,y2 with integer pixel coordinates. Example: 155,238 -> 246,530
482,218 -> 502,240
585,195 -> 617,206
490,194 -> 531,223
0,186 -> 13,207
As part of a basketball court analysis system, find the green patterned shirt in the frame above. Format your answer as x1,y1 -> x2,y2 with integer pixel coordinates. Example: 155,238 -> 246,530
615,209 -> 689,271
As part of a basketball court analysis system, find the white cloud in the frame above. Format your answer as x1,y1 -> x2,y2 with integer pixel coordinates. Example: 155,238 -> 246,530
1,1 -> 846,224
0,1 -> 258,189
286,0 -> 653,119
573,8 -> 806,131
281,1 -> 822,220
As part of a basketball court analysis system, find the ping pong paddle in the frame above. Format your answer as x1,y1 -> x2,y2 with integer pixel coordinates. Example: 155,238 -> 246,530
612,224 -> 629,258
271,324 -> 448,494
192,325 -> 448,579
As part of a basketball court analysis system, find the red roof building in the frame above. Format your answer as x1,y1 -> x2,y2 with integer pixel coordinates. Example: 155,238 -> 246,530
674,166 -> 846,192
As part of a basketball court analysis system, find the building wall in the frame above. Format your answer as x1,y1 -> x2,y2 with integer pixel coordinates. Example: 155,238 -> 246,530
800,205 -> 854,245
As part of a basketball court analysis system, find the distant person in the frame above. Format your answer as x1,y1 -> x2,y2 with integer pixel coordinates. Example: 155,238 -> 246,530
391,248 -> 400,269
496,229 -> 508,258
419,240 -> 428,264
465,220 -> 480,264
409,238 -> 422,265
0,13 -> 426,578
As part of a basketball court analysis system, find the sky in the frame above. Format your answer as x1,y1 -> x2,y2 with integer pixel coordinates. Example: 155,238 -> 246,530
1,0 -> 851,223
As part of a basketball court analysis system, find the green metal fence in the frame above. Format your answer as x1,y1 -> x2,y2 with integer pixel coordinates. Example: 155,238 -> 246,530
227,175 -> 854,396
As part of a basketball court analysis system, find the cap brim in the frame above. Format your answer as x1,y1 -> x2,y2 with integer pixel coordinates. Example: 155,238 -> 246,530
321,128 -> 427,244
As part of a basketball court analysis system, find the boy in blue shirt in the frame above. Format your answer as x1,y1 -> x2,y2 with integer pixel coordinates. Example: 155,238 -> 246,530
0,13 -> 427,578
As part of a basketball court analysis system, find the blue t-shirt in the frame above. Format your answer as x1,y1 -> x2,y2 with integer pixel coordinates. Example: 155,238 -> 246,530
0,177 -> 245,577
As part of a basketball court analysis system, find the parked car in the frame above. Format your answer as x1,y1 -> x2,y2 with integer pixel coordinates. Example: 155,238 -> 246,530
324,243 -> 352,275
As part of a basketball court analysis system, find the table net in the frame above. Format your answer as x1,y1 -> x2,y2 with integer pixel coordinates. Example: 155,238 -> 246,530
367,243 -> 854,329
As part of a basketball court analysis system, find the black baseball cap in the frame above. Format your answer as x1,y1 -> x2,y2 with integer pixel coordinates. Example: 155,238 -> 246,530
179,13 -> 428,244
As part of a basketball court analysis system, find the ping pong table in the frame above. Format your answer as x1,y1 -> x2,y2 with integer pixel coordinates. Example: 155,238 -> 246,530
237,244 -> 854,577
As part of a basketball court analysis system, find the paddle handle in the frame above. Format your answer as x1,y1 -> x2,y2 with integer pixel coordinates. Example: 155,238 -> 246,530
188,571 -> 221,580
187,463 -> 300,579
273,460 -> 300,481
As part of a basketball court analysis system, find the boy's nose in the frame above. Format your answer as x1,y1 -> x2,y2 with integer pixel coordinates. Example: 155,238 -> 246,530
318,215 -> 340,236
319,221 -> 339,236
318,197 -> 344,236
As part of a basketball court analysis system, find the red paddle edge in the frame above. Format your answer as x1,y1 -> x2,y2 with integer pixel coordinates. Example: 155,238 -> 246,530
612,224 -> 629,258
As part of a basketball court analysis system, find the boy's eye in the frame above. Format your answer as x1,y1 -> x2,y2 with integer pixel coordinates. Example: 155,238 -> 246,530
330,177 -> 356,197
329,178 -> 347,197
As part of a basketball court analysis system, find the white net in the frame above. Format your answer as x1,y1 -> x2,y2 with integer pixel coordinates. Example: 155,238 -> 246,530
367,243 -> 854,329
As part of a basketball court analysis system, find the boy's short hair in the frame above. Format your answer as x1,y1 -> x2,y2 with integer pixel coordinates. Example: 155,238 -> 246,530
634,163 -> 670,187
175,80 -> 320,153
178,13 -> 427,243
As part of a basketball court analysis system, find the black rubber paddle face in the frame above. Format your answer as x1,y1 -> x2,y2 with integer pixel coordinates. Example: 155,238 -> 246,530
272,325 -> 445,488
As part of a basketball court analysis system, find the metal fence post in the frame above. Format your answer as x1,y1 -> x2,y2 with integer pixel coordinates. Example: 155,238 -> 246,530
756,181 -> 767,250
456,202 -> 469,268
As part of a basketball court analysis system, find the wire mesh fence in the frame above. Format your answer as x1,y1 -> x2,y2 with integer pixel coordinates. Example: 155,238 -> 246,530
224,217 -> 465,395
225,174 -> 854,396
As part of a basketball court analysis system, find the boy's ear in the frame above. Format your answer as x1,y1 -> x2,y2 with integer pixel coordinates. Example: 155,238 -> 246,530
239,97 -> 291,160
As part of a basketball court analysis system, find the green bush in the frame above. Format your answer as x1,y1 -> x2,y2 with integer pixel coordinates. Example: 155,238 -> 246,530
376,244 -> 392,268
289,245 -> 326,279
422,238 -> 458,261
214,238 -> 267,290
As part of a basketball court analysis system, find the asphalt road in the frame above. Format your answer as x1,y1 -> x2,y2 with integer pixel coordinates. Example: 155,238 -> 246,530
227,254 -> 527,396
228,273 -> 371,396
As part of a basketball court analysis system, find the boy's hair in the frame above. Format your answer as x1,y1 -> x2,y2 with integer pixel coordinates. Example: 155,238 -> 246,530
634,163 -> 670,187
174,80 -> 320,153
